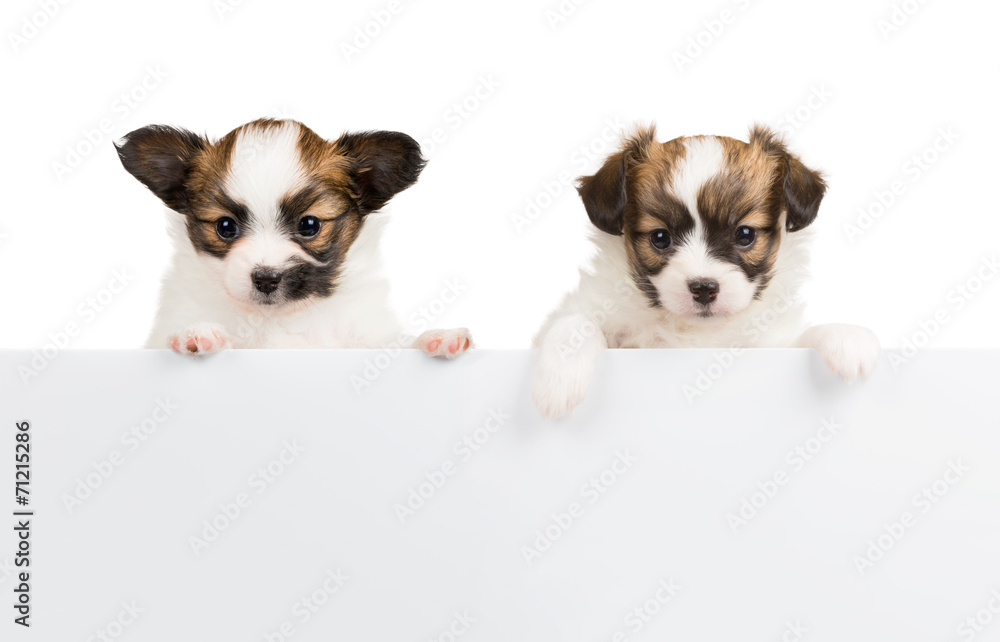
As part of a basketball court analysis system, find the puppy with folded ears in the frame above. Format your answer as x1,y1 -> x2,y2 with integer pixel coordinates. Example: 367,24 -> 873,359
532,124 -> 880,420
116,118 -> 471,358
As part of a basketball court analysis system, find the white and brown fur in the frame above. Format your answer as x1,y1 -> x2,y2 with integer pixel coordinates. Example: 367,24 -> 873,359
532,124 -> 879,420
116,118 -> 471,357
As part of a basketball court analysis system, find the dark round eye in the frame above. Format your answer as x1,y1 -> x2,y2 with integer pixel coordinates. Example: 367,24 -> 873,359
735,226 -> 756,247
216,217 -> 239,240
649,229 -> 673,251
297,215 -> 321,237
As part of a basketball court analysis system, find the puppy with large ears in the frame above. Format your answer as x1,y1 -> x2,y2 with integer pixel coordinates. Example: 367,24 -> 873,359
117,118 -> 471,357
532,124 -> 880,420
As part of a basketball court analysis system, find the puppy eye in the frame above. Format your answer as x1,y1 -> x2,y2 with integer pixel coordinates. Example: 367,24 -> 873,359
649,229 -> 673,251
297,215 -> 321,238
216,217 -> 239,240
735,226 -> 756,247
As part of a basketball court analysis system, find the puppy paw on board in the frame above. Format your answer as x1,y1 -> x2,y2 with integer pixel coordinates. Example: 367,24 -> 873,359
416,328 -> 473,359
532,313 -> 607,420
117,118 -> 471,360
167,323 -> 229,357
531,123 -> 879,419
797,323 -> 881,382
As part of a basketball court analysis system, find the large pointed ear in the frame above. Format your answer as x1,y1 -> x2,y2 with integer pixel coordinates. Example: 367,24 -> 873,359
334,131 -> 426,214
749,125 -> 827,232
115,125 -> 208,214
576,125 -> 656,235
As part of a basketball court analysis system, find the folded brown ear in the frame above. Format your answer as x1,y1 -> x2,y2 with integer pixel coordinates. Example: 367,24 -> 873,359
749,124 -> 826,232
115,125 -> 207,214
335,131 -> 426,214
782,153 -> 827,232
576,125 -> 656,235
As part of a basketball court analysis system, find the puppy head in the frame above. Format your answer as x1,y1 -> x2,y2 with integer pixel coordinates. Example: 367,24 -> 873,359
116,119 -> 424,310
578,124 -> 825,319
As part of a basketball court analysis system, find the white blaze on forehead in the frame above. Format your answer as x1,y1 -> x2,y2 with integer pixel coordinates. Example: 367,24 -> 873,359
224,121 -> 307,227
669,136 -> 725,230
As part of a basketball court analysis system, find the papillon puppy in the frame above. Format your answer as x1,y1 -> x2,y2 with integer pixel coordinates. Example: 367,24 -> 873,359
532,124 -> 879,419
117,118 -> 471,357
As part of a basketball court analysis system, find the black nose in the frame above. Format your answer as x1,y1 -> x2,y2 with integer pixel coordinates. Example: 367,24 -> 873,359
252,268 -> 282,294
688,279 -> 719,305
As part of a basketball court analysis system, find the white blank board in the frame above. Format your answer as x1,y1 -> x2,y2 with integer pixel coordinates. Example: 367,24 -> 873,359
2,348 -> 999,641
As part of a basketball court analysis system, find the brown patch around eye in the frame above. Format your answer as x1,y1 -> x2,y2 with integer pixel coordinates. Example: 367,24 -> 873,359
279,190 -> 362,265
185,215 -> 235,258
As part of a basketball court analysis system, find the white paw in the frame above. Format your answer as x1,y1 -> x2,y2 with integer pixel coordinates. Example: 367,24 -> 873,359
417,328 -> 472,359
167,323 -> 229,357
531,362 -> 593,421
808,324 -> 881,383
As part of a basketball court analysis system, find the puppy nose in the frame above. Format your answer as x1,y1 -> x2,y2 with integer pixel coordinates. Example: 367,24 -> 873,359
252,268 -> 282,294
688,279 -> 719,305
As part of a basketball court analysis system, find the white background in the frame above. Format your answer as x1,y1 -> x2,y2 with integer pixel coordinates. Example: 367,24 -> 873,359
1,0 -> 998,348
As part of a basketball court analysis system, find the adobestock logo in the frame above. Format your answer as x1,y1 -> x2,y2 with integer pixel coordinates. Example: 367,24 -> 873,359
339,0 -> 411,62
672,0 -> 754,72
418,74 -> 501,160
844,126 -> 959,244
19,269 -> 134,385
946,590 -> 1000,642
544,0 -> 589,31
727,417 -> 844,534
510,117 -> 625,234
889,254 -> 998,372
51,65 -> 169,182
7,0 -> 71,54
853,459 -> 970,575
188,440 -> 306,556
600,579 -> 682,640
61,397 -> 179,515
393,407 -> 511,525
521,449 -> 638,566
262,568 -> 351,642
877,0 -> 931,41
